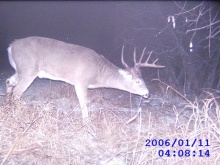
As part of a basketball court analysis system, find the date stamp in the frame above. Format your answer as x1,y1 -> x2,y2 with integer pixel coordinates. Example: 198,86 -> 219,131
145,139 -> 210,157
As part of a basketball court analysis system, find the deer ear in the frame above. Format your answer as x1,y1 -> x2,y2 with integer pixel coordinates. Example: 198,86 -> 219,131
131,66 -> 141,76
131,67 -> 141,77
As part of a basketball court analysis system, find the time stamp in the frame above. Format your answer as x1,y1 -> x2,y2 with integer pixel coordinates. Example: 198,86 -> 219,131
145,139 -> 210,157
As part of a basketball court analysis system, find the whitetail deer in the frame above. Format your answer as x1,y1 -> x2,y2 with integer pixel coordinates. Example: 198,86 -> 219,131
6,36 -> 164,119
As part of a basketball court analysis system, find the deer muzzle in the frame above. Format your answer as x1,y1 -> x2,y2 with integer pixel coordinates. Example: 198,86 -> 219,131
141,89 -> 149,98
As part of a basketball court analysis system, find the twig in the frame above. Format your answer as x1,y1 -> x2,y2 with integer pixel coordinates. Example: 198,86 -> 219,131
152,79 -> 191,104
186,20 -> 220,34
125,107 -> 142,125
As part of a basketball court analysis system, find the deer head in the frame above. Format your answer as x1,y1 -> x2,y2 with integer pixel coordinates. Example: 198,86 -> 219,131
120,46 -> 165,98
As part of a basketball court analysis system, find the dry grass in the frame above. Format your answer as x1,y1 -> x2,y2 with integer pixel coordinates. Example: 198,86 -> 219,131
0,83 -> 219,164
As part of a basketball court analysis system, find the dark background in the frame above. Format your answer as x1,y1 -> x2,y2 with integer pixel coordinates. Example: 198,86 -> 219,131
0,1 -> 219,97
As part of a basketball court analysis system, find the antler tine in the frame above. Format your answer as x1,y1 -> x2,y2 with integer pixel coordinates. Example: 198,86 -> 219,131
145,51 -> 153,63
153,58 -> 159,64
139,50 -> 165,68
139,47 -> 147,63
121,46 -> 130,69
133,47 -> 137,64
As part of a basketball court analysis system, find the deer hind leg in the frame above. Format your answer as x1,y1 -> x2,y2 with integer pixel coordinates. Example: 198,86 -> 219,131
75,85 -> 89,119
6,73 -> 18,103
11,71 -> 37,100
6,73 -> 19,95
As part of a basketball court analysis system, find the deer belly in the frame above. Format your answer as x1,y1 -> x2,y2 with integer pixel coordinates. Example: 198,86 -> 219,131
37,70 -> 71,84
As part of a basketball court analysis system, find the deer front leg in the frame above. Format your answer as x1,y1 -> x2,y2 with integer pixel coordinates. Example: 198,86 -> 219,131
75,85 -> 89,119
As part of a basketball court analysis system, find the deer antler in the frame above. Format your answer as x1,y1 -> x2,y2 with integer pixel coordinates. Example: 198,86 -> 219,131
134,47 -> 165,69
121,46 -> 130,70
121,46 -> 165,75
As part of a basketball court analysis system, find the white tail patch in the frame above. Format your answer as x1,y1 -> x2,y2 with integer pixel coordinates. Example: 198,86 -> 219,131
7,46 -> 17,71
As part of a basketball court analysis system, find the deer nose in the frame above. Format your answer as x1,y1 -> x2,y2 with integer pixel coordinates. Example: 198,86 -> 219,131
143,93 -> 149,98
142,90 -> 149,98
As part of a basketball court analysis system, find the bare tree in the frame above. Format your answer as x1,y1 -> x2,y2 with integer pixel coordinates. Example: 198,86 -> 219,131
110,2 -> 220,98
170,1 -> 220,94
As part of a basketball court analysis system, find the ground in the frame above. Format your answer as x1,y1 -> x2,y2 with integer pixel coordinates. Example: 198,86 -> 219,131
0,68 -> 219,165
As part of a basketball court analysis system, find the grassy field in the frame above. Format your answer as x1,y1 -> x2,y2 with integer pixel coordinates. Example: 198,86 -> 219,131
0,80 -> 219,165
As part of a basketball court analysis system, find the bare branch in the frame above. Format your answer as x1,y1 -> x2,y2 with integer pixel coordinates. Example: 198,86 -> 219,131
186,20 -> 220,34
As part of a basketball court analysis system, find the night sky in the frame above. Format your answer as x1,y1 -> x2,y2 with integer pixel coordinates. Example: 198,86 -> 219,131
0,1 -> 177,68
1,1 -> 219,93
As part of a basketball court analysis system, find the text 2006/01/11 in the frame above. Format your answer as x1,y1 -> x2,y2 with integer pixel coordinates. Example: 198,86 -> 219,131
145,139 -> 210,147
145,139 -> 211,157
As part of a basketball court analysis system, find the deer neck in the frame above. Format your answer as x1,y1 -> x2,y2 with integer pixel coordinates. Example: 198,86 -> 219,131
104,68 -> 130,91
